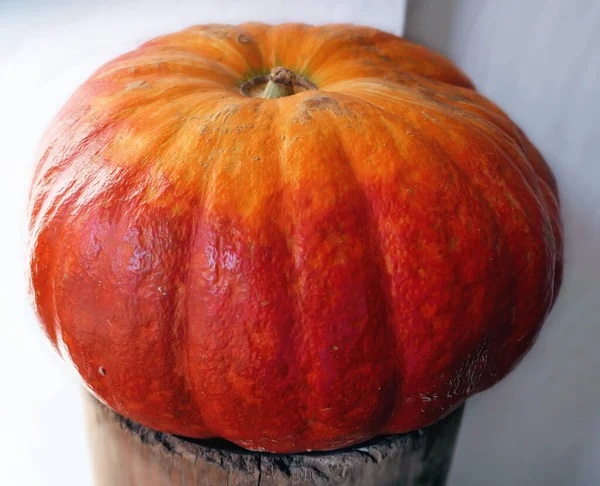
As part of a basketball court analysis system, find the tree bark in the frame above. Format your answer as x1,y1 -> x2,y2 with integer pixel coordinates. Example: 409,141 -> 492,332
84,391 -> 463,486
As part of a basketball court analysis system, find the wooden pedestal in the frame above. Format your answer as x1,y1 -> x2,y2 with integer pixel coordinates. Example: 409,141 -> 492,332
84,392 -> 463,486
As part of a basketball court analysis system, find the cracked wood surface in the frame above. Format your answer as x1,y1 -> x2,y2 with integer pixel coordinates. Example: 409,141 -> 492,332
84,392 -> 463,485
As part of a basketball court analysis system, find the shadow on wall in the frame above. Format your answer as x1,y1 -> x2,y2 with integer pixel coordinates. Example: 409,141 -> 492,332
405,1 -> 600,485
405,0 -> 463,57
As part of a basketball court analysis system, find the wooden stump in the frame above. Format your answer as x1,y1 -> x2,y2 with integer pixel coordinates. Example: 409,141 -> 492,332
84,392 -> 463,486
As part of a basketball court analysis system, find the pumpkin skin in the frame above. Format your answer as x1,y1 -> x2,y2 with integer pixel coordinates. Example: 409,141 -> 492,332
28,23 -> 563,453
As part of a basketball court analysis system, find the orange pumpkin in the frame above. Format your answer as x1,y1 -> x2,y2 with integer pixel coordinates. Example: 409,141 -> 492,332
28,23 -> 562,453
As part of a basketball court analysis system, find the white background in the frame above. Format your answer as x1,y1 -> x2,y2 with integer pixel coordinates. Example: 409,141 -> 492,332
0,1 -> 598,485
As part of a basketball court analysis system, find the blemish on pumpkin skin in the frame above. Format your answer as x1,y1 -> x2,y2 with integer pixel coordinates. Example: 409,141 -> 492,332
201,25 -> 234,39
293,95 -> 349,124
421,111 -> 441,124
125,80 -> 151,91
210,104 -> 241,126
449,236 -> 458,250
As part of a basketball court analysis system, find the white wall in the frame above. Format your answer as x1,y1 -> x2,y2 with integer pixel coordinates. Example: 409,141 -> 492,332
406,1 -> 600,485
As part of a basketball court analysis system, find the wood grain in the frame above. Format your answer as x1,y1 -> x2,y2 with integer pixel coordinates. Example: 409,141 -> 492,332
84,392 -> 463,486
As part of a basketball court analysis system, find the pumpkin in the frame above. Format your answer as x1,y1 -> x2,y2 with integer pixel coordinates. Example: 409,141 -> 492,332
28,23 -> 563,453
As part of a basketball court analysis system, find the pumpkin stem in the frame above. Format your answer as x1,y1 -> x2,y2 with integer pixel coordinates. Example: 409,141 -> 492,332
261,67 -> 297,99
240,67 -> 317,98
